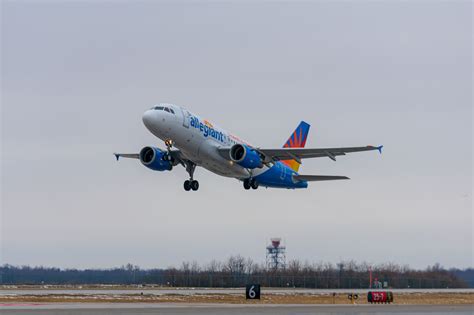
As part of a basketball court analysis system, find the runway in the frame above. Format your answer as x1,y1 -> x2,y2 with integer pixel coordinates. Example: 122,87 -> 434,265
1,303 -> 473,315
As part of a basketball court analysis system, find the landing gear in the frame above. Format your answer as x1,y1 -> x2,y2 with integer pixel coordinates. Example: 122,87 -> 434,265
184,180 -> 199,191
164,139 -> 174,148
183,161 -> 199,191
243,178 -> 258,190
251,180 -> 259,190
184,180 -> 191,191
243,180 -> 251,190
163,139 -> 175,164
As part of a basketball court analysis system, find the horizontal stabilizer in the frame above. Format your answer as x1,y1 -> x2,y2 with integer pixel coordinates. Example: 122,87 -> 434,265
293,175 -> 350,182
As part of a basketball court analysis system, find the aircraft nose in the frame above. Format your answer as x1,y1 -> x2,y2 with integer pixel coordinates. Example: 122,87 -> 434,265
142,110 -> 155,129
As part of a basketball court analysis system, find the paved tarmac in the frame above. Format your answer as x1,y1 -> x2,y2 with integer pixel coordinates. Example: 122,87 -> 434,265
1,303 -> 473,315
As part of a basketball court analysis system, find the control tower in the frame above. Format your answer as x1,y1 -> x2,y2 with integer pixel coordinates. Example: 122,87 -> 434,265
266,238 -> 286,270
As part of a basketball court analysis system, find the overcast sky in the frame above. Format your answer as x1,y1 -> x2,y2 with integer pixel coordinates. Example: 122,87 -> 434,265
1,1 -> 472,270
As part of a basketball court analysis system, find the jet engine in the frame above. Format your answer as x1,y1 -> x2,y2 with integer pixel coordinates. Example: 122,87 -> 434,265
229,144 -> 263,169
139,146 -> 172,171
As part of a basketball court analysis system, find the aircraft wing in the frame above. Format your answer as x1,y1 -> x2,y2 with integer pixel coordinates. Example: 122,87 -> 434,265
257,145 -> 383,162
114,150 -> 187,166
293,175 -> 350,182
114,153 -> 139,160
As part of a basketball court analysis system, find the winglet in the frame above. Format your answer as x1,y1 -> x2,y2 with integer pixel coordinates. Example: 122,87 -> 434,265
114,153 -> 120,161
377,145 -> 383,154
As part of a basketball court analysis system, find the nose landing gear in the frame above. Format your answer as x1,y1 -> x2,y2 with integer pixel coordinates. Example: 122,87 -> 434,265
163,139 -> 175,165
164,139 -> 174,148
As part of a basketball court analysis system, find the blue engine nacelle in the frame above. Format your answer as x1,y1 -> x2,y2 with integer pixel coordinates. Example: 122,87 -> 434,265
139,146 -> 172,171
230,144 -> 263,169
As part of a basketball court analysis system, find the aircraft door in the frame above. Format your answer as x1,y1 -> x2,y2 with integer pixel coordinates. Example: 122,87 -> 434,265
181,108 -> 190,128
280,163 -> 286,180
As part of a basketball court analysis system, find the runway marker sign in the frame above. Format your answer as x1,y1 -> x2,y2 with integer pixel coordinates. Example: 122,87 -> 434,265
246,284 -> 261,300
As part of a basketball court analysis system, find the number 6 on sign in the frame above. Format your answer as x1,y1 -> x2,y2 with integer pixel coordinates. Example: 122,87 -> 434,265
246,284 -> 261,300
249,286 -> 256,299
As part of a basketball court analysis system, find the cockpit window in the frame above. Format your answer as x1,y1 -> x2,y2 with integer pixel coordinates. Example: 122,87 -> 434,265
152,105 -> 175,114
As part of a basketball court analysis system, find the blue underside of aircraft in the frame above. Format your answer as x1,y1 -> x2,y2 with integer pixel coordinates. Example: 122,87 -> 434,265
253,162 -> 308,189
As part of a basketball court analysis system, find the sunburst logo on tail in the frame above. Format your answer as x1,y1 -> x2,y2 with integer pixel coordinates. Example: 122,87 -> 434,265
281,121 -> 310,172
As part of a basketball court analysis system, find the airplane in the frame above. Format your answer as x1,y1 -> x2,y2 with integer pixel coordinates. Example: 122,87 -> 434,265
114,103 -> 383,191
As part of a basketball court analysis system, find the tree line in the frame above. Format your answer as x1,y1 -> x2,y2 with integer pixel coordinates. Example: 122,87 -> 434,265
1,257 -> 470,288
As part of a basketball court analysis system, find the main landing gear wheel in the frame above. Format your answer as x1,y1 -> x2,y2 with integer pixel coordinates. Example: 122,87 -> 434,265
251,180 -> 259,190
243,179 -> 258,190
243,180 -> 251,190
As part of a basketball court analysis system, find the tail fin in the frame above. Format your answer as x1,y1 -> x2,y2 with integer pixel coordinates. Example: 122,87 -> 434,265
281,121 -> 311,172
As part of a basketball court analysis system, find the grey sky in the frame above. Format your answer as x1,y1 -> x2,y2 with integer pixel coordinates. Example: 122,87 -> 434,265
1,1 -> 472,270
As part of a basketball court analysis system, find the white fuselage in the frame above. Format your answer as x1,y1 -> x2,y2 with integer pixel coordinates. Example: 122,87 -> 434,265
142,104 -> 271,179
